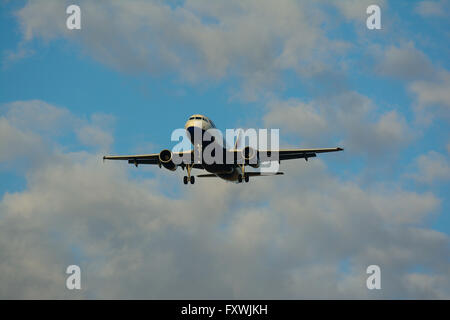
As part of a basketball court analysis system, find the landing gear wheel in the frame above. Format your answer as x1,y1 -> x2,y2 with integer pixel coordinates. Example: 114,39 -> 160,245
183,176 -> 188,184
190,176 -> 195,184
238,174 -> 243,183
244,174 -> 249,183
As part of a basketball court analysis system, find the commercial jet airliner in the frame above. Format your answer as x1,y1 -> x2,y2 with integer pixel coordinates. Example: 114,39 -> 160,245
103,114 -> 343,184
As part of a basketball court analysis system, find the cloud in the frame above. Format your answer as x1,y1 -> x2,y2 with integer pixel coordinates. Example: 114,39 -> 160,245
409,71 -> 450,115
366,110 -> 412,151
0,117 -> 45,163
2,45 -> 35,68
0,100 -> 448,299
402,273 -> 450,299
0,100 -> 115,153
13,0 -> 357,101
264,92 -> 412,156
415,0 -> 450,17
331,0 -> 386,21
373,42 -> 450,121
375,42 -> 435,81
2,100 -> 72,135
76,125 -> 113,150
76,113 -> 115,150
263,99 -> 327,140
407,151 -> 450,184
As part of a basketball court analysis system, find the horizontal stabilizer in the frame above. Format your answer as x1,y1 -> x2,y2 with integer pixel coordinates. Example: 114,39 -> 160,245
197,172 -> 284,178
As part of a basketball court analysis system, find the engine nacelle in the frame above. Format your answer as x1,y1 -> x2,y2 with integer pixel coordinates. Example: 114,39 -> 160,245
159,149 -> 177,171
242,146 -> 259,167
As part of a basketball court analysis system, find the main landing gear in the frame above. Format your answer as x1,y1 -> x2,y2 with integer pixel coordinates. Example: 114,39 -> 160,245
238,163 -> 249,183
238,173 -> 250,183
183,164 -> 195,185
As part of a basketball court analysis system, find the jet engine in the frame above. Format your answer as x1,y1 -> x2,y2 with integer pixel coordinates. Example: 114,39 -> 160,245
159,149 -> 177,171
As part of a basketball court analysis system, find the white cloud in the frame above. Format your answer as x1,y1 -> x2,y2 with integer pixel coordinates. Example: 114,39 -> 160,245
14,0 -> 356,101
407,151 -> 450,184
371,190 -> 440,224
375,42 -> 435,81
402,273 -> 450,299
76,113 -> 115,150
373,42 -> 450,121
263,92 -> 412,156
415,0 -> 450,17
409,71 -> 450,114
369,110 -> 411,150
264,99 -> 327,140
2,100 -> 72,135
1,100 -> 115,152
331,0 -> 386,21
76,125 -> 113,150
0,117 -> 45,163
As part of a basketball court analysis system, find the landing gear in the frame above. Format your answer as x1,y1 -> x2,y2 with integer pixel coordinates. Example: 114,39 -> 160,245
183,175 -> 195,184
238,174 -> 249,183
183,164 -> 195,184
238,164 -> 250,183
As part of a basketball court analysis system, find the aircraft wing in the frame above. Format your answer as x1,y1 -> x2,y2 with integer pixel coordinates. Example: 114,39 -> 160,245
103,147 -> 343,166
258,147 -> 343,161
103,150 -> 195,167
103,153 -> 158,161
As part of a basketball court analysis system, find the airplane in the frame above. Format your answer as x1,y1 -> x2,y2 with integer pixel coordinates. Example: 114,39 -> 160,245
103,114 -> 343,184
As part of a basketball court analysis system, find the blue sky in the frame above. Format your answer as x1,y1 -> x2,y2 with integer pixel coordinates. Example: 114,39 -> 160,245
0,0 -> 449,299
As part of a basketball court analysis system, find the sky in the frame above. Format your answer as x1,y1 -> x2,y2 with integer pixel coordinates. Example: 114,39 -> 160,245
0,0 -> 449,299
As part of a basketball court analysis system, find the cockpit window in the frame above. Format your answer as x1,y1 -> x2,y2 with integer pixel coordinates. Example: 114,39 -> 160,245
189,116 -> 210,121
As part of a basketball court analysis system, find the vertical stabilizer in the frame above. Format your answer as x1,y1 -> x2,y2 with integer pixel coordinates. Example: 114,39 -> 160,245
234,129 -> 243,150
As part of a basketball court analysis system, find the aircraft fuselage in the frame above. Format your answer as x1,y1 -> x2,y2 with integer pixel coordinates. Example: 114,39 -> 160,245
184,114 -> 244,182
